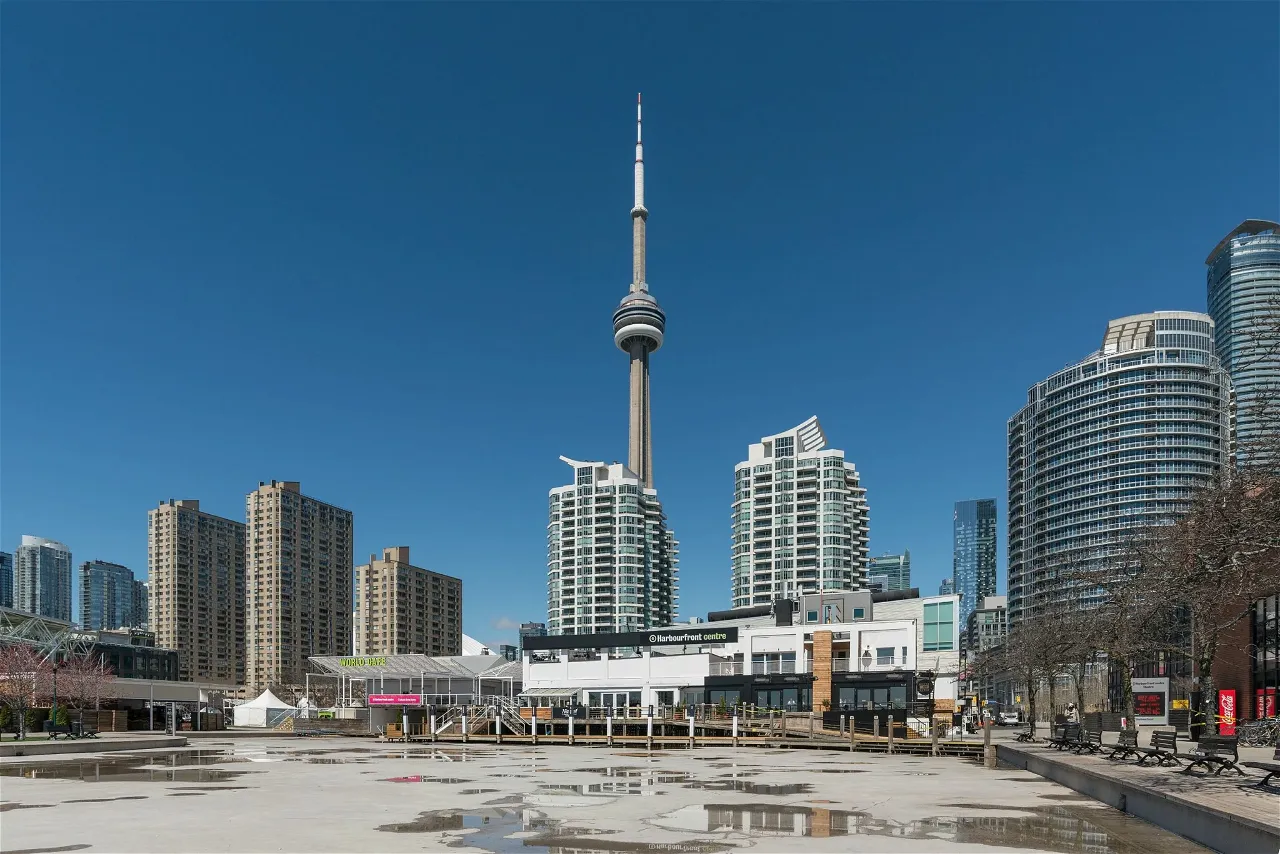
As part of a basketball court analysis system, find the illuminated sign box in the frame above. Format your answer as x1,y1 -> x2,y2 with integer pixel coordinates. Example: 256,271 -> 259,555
368,694 -> 422,707
1131,677 -> 1169,726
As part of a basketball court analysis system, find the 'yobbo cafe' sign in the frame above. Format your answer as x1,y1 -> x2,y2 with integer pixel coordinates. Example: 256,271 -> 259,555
338,657 -> 388,668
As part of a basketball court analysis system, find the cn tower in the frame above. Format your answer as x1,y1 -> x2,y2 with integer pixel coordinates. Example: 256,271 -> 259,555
612,94 -> 666,487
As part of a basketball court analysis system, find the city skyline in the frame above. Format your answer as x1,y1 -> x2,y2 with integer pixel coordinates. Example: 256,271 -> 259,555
2,4 -> 1276,646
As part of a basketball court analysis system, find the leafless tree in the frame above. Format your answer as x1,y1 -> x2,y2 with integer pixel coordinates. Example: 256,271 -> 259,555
1159,469 -> 1280,733
0,646 -> 51,739
56,654 -> 116,712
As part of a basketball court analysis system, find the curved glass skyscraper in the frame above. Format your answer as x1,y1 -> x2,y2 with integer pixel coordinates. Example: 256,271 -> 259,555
1206,219 -> 1280,462
1007,311 -> 1231,624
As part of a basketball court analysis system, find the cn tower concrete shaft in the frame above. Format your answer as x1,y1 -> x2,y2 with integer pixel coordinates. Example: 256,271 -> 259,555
629,340 -> 653,487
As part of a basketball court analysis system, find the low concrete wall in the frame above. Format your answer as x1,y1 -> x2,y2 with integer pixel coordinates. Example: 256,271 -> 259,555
0,736 -> 187,758
998,744 -> 1280,854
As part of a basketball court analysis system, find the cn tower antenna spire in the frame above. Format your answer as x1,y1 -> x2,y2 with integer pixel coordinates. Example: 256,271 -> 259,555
631,93 -> 647,292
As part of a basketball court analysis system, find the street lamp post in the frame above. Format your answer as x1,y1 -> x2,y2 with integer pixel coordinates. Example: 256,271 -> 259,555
51,659 -> 59,732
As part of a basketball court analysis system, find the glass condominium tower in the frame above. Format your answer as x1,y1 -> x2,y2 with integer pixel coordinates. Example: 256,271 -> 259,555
731,416 -> 870,608
1007,311 -> 1231,624
1206,219 -> 1280,462
547,459 -> 678,634
953,499 -> 997,636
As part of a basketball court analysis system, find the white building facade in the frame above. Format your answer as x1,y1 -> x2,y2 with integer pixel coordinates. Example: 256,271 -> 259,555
732,417 -> 870,608
547,458 -> 678,636
524,591 -> 961,719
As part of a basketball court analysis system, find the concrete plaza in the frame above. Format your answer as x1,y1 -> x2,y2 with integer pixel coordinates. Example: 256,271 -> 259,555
0,737 -> 1208,853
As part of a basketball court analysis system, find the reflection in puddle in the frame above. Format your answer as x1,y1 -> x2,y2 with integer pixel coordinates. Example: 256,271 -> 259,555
536,782 -> 666,797
62,796 -> 149,804
684,780 -> 814,795
378,807 -> 731,853
0,761 -> 251,783
379,776 -> 471,784
652,804 -> 1208,852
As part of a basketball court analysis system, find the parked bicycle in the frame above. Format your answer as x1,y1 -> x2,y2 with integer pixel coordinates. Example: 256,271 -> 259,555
1237,717 -> 1280,747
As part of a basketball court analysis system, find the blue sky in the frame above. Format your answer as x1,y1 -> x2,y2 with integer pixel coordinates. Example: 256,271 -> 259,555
2,3 -> 1276,645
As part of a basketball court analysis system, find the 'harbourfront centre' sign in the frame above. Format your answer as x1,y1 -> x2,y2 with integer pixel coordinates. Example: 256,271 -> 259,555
522,627 -> 738,651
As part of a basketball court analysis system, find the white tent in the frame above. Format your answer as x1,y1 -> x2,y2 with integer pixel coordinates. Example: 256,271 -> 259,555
233,689 -> 295,728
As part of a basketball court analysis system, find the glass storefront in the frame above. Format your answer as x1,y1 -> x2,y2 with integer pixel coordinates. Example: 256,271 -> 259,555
753,686 -> 811,711
837,683 -> 907,710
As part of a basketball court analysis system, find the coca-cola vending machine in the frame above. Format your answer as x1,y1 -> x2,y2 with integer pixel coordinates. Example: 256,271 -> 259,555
1217,689 -> 1237,736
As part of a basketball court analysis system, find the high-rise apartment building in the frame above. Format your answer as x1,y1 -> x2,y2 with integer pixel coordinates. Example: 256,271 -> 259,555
867,551 -> 911,593
79,560 -> 136,631
15,536 -> 72,621
1206,219 -> 1280,461
548,459 -> 678,634
353,547 -> 461,657
547,97 -> 679,635
149,499 -> 245,683
0,552 -> 12,609
731,417 -> 870,608
246,481 -> 354,689
939,577 -> 955,596
953,499 -> 997,638
132,580 -> 150,631
519,621 -> 547,655
1008,311 -> 1231,624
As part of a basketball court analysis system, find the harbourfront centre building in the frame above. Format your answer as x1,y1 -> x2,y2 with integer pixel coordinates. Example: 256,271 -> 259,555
522,588 -> 960,718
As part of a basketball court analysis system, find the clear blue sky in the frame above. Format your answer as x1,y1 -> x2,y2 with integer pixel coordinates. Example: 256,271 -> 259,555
2,3 -> 1276,645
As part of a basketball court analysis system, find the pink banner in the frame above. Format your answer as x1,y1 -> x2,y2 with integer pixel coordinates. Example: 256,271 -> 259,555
368,694 -> 422,706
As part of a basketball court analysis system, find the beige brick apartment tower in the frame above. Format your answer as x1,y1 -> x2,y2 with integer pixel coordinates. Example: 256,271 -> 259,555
148,500 -> 246,684
245,481 -> 354,690
353,547 -> 462,657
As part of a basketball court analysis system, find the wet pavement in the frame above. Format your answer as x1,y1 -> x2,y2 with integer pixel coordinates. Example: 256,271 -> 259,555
0,738 -> 1210,852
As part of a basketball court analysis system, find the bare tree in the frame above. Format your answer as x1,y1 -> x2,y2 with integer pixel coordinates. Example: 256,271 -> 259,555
56,653 -> 116,712
0,646 -> 51,740
1161,470 -> 1280,733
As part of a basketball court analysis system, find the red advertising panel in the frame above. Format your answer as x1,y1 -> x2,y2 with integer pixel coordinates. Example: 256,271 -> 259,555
368,694 -> 422,706
1217,690 -> 1236,735
1257,688 -> 1276,719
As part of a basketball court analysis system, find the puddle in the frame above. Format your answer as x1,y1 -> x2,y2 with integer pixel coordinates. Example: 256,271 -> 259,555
304,758 -> 368,764
0,761 -> 251,783
459,789 -> 500,795
0,847 -> 92,854
650,803 -> 1208,852
0,803 -> 54,812
166,792 -> 206,796
537,783 -> 666,797
683,780 -> 813,795
62,796 -> 148,804
378,807 -> 731,852
812,768 -> 868,773
379,776 -> 471,784
169,786 -> 253,791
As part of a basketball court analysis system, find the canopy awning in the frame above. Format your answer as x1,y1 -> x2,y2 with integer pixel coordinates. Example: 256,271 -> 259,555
518,687 -> 580,698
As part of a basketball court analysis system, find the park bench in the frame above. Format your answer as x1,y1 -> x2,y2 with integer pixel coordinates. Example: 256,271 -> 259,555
1241,746 -> 1280,790
1014,725 -> 1036,743
1073,729 -> 1103,755
1177,735 -> 1243,776
1135,730 -> 1180,767
1047,723 -> 1080,750
42,721 -> 73,740
1106,730 -> 1142,761
71,721 -> 99,739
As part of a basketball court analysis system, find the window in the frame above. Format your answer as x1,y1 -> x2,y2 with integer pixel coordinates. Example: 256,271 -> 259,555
923,601 -> 955,651
806,610 -> 818,623
853,607 -> 865,620
876,647 -> 894,665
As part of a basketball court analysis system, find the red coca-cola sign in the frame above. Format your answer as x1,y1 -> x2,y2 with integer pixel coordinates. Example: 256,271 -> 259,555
1218,689 -> 1236,735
